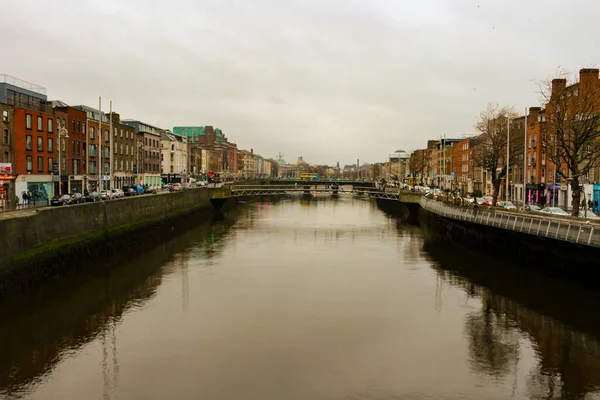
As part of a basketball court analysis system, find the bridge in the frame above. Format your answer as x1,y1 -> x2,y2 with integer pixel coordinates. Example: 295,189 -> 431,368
255,179 -> 377,188
230,185 -> 600,248
230,185 -> 401,200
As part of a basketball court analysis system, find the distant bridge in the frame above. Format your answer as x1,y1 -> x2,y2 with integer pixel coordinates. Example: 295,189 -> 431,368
230,185 -> 401,200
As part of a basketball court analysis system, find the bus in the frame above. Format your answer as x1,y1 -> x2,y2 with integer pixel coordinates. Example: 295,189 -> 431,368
299,172 -> 318,180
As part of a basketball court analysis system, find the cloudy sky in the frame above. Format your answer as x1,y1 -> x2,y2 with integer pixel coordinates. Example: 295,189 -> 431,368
3,0 -> 599,165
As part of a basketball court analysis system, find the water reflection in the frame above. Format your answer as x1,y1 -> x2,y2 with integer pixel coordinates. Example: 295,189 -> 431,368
0,215 -> 236,399
425,241 -> 600,399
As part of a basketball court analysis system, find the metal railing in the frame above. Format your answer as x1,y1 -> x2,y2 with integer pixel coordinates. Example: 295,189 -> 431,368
420,197 -> 600,248
230,185 -> 398,198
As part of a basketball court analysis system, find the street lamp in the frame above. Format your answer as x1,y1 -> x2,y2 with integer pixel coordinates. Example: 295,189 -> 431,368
57,121 -> 69,195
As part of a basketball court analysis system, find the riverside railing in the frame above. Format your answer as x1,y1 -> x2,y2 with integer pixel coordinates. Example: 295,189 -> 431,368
420,197 -> 600,248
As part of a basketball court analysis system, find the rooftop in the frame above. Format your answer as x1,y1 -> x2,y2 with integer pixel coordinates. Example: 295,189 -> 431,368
0,74 -> 46,95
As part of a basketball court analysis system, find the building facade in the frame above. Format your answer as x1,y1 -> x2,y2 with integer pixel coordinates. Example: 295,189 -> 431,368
161,132 -> 188,183
122,120 -> 162,188
0,102 -> 15,205
111,113 -> 136,189
1,76 -> 57,202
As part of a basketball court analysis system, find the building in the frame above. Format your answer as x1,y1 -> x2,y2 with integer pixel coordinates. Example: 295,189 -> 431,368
122,120 -> 163,188
161,132 -> 188,183
50,102 -> 87,194
187,143 -> 203,178
0,102 -> 15,205
452,137 -> 475,194
72,105 -> 113,192
239,149 -> 257,178
174,125 -> 238,175
1,75 -> 56,202
110,113 -> 136,189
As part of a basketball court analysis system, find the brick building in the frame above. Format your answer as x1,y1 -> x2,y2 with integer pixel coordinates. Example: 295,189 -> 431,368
122,119 -> 162,188
452,137 -> 475,194
51,102 -> 87,193
110,113 -> 136,189
1,76 -> 57,202
0,102 -> 15,205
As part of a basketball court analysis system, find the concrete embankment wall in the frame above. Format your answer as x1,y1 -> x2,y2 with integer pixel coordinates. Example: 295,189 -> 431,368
418,207 -> 600,285
0,188 -> 230,280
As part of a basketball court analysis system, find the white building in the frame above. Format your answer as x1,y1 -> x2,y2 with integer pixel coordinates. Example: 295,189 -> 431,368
161,133 -> 188,180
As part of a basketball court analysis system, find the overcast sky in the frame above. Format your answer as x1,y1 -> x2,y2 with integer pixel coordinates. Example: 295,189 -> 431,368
3,0 -> 599,165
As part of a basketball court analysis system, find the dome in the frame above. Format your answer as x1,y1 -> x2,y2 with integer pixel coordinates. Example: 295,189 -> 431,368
277,157 -> 286,164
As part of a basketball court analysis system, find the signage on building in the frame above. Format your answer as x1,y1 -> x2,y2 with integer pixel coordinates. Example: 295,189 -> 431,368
0,174 -> 17,181
560,184 -> 568,191
52,162 -> 59,176
0,163 -> 12,174
451,172 -> 455,181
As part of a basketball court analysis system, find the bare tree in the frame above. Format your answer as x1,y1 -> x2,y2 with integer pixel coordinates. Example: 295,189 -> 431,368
540,69 -> 600,216
472,103 -> 520,206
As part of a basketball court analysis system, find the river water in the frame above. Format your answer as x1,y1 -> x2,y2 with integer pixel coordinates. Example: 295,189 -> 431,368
2,196 -> 600,400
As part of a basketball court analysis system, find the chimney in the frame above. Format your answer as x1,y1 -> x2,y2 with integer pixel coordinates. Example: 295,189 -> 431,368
579,68 -> 599,92
551,78 -> 567,96
528,107 -> 541,125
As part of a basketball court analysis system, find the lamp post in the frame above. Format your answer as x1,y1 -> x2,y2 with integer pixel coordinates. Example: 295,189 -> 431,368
57,122 -> 69,195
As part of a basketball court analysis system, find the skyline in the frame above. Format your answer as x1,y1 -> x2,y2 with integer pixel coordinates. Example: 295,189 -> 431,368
3,0 -> 600,165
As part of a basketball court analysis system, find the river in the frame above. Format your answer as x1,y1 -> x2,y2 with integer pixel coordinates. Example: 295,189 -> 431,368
2,196 -> 600,400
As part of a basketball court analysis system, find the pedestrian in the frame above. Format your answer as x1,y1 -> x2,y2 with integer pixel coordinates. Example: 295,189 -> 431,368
595,199 -> 599,210
15,195 -> 20,208
588,199 -> 593,210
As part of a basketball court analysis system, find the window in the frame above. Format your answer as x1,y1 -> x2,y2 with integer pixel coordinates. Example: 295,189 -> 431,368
125,145 -> 128,155
114,143 -> 118,154
48,118 -> 53,133
121,143 -> 123,154
120,160 -> 123,171
73,159 -> 79,175
77,121 -> 80,133
62,138 -> 66,151
2,110 -> 7,122
90,126 -> 95,139
48,138 -> 53,153
48,157 -> 54,173
89,161 -> 97,174
26,114 -> 32,129
26,156 -> 32,171
3,129 -> 8,144
89,144 -> 96,157
121,129 -> 123,137
72,119 -> 75,133
37,136 -> 43,151
104,162 -> 110,174
4,152 -> 8,162
105,130 -> 109,142
37,116 -> 43,131
77,141 -> 80,154
37,156 -> 43,172
82,122 -> 86,134
26,135 -> 32,150
125,131 -> 128,139
104,147 -> 109,158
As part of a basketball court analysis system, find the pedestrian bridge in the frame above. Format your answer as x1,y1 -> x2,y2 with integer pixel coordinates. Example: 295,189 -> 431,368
230,185 -> 403,200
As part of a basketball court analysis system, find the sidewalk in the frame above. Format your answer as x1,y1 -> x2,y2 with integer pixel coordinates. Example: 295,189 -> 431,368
0,200 -> 50,214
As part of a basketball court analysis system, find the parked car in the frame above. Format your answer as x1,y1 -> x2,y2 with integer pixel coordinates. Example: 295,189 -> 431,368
143,185 -> 156,194
122,186 -> 136,196
524,204 -> 541,212
498,201 -> 517,210
541,207 -> 569,216
100,190 -> 113,200
170,183 -> 182,192
579,210 -> 600,219
84,192 -> 102,202
50,194 -> 71,206
482,196 -> 494,206
68,192 -> 83,204
111,189 -> 124,198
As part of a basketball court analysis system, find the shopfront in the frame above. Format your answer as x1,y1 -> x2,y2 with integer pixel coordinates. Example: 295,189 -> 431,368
0,163 -> 17,208
526,183 -> 545,205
